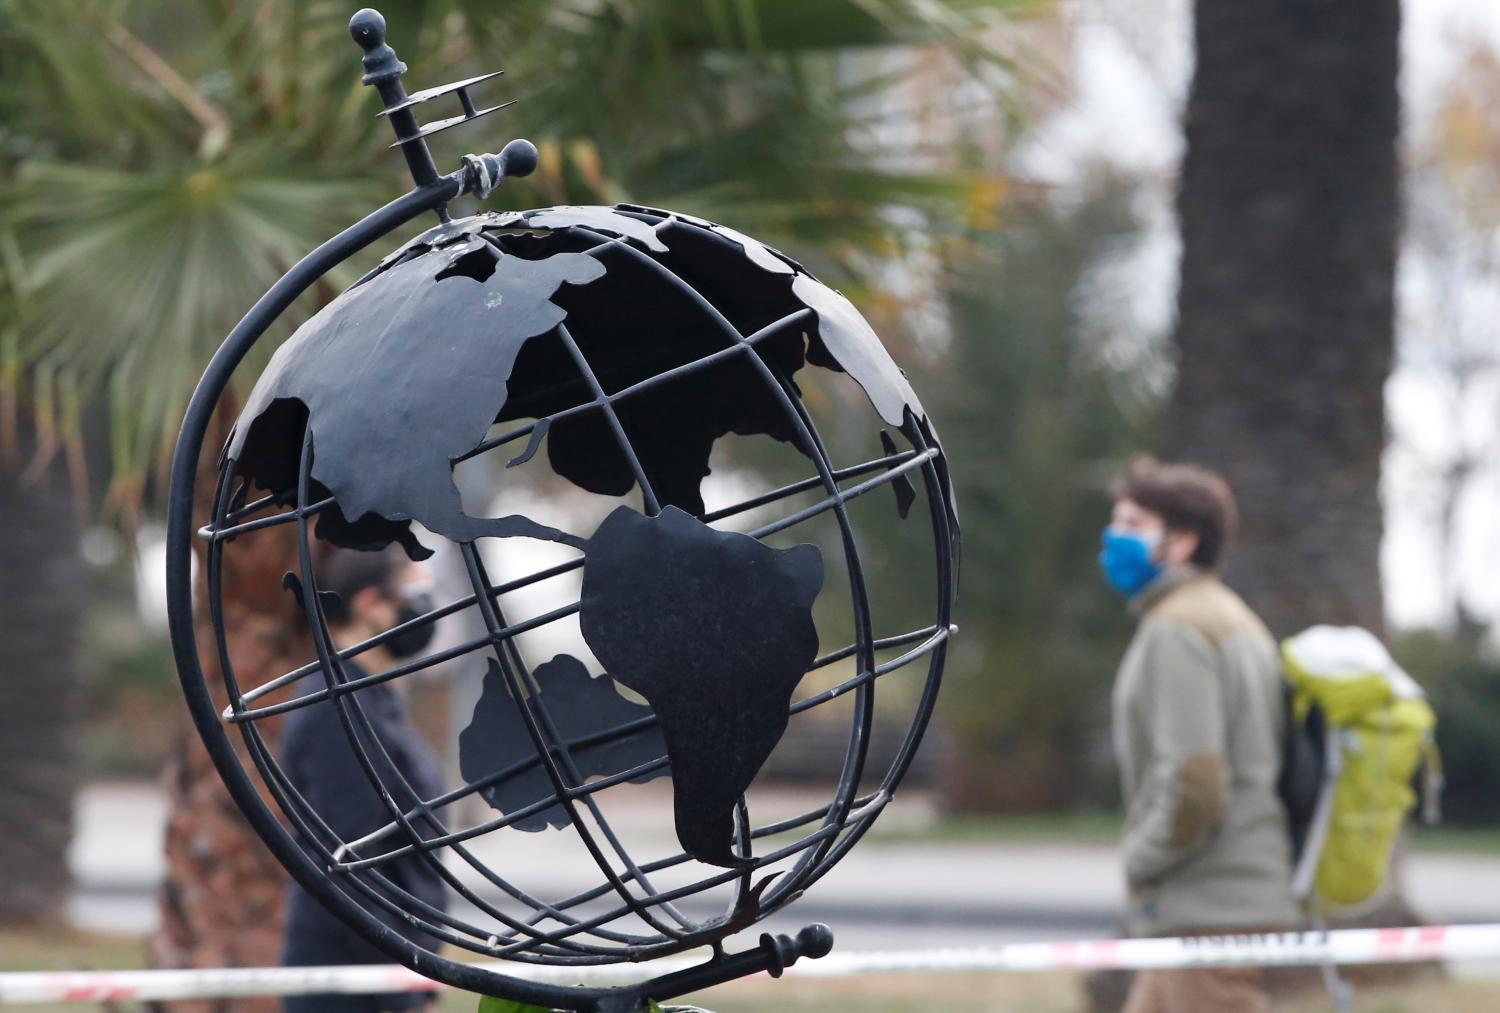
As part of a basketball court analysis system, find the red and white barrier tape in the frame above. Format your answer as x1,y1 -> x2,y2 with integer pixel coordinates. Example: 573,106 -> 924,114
3,924 -> 1498,1004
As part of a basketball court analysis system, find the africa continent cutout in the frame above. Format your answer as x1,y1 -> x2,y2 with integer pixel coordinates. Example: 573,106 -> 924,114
458,654 -> 668,832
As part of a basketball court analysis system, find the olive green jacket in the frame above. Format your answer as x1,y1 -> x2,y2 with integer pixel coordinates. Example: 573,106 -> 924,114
1111,567 -> 1299,936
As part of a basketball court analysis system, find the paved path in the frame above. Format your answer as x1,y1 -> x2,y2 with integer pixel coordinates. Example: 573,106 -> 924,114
67,782 -> 1500,952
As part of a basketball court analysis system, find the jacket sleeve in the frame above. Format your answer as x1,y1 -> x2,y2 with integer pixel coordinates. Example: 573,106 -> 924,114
1121,618 -> 1230,886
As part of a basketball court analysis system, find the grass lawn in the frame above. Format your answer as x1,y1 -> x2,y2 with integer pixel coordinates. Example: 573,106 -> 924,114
1406,823 -> 1500,856
431,971 -> 1081,1011
0,926 -> 146,972
434,967 -> 1500,1012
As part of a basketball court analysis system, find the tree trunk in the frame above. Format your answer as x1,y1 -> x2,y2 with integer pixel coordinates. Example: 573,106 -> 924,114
0,450 -> 82,926
1171,0 -> 1400,637
148,422 -> 309,1013
1167,1 -> 1429,975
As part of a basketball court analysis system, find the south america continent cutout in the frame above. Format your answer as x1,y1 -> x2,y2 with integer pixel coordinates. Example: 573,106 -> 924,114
580,506 -> 823,867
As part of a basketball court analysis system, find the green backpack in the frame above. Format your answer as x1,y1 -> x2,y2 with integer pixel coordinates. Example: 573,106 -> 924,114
1277,626 -> 1442,911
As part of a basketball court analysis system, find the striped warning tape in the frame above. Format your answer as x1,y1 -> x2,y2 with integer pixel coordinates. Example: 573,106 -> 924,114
2,924 -> 1497,1004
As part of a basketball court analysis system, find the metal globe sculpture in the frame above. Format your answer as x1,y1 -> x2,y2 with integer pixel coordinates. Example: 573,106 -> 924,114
166,9 -> 958,1011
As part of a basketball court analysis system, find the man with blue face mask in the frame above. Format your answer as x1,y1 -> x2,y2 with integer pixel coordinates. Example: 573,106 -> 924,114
1103,458 -> 1297,1013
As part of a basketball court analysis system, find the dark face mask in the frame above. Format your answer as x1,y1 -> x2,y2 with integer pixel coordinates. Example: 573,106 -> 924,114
386,590 -> 437,659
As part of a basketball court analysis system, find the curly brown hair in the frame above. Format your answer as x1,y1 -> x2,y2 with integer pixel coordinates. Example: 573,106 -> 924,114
1110,456 -> 1239,569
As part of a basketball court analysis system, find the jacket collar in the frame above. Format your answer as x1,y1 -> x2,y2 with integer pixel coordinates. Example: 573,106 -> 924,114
1129,563 -> 1205,616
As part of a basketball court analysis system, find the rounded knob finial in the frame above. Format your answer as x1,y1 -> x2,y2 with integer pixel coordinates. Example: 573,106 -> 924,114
797,923 -> 835,960
499,138 -> 540,179
349,8 -> 387,50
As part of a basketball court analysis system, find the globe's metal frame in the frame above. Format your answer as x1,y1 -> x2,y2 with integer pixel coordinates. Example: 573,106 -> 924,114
165,9 -> 957,1011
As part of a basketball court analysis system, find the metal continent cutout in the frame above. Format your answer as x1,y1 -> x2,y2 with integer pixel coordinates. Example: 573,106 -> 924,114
506,205 -> 958,550
489,217 -> 810,517
458,654 -> 668,832
227,204 -> 958,565
524,205 -> 670,253
372,213 -> 520,274
229,239 -> 605,551
508,204 -> 929,428
620,204 -> 801,276
579,505 -> 824,867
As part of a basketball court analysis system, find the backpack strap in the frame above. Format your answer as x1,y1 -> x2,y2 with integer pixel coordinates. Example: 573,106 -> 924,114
1421,735 -> 1443,826
1279,682 -> 1329,866
1291,722 -> 1342,903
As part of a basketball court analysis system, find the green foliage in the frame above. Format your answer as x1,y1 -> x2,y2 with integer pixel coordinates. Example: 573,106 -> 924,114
77,565 -> 178,777
0,1 -> 394,506
883,185 -> 1164,809
1391,620 -> 1500,825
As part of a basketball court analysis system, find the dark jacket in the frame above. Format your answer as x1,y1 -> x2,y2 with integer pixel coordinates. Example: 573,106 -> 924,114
279,660 -> 446,1011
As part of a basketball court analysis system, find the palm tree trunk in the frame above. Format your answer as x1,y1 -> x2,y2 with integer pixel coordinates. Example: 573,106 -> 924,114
1171,0 -> 1400,637
148,422 -> 310,1013
0,451 -> 82,926
1167,2 -> 1430,979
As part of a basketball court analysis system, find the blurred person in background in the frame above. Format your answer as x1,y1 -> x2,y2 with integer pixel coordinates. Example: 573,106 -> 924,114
1100,458 -> 1298,1013
280,546 -> 446,1012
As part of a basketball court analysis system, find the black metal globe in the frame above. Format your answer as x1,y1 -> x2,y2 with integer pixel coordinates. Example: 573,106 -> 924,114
165,13 -> 957,1012
172,203 -> 956,1007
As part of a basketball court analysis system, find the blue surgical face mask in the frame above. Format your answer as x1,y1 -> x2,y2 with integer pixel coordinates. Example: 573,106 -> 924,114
1099,527 -> 1163,597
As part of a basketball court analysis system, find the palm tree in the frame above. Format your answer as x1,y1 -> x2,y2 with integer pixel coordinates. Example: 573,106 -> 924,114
2,0 -> 1034,988
3,1 -> 402,984
1168,0 -> 1420,960
1170,0 -> 1400,637
0,427 -> 81,927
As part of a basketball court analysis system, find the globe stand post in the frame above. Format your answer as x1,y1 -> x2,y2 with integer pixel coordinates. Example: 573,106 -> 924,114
610,924 -> 835,1012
